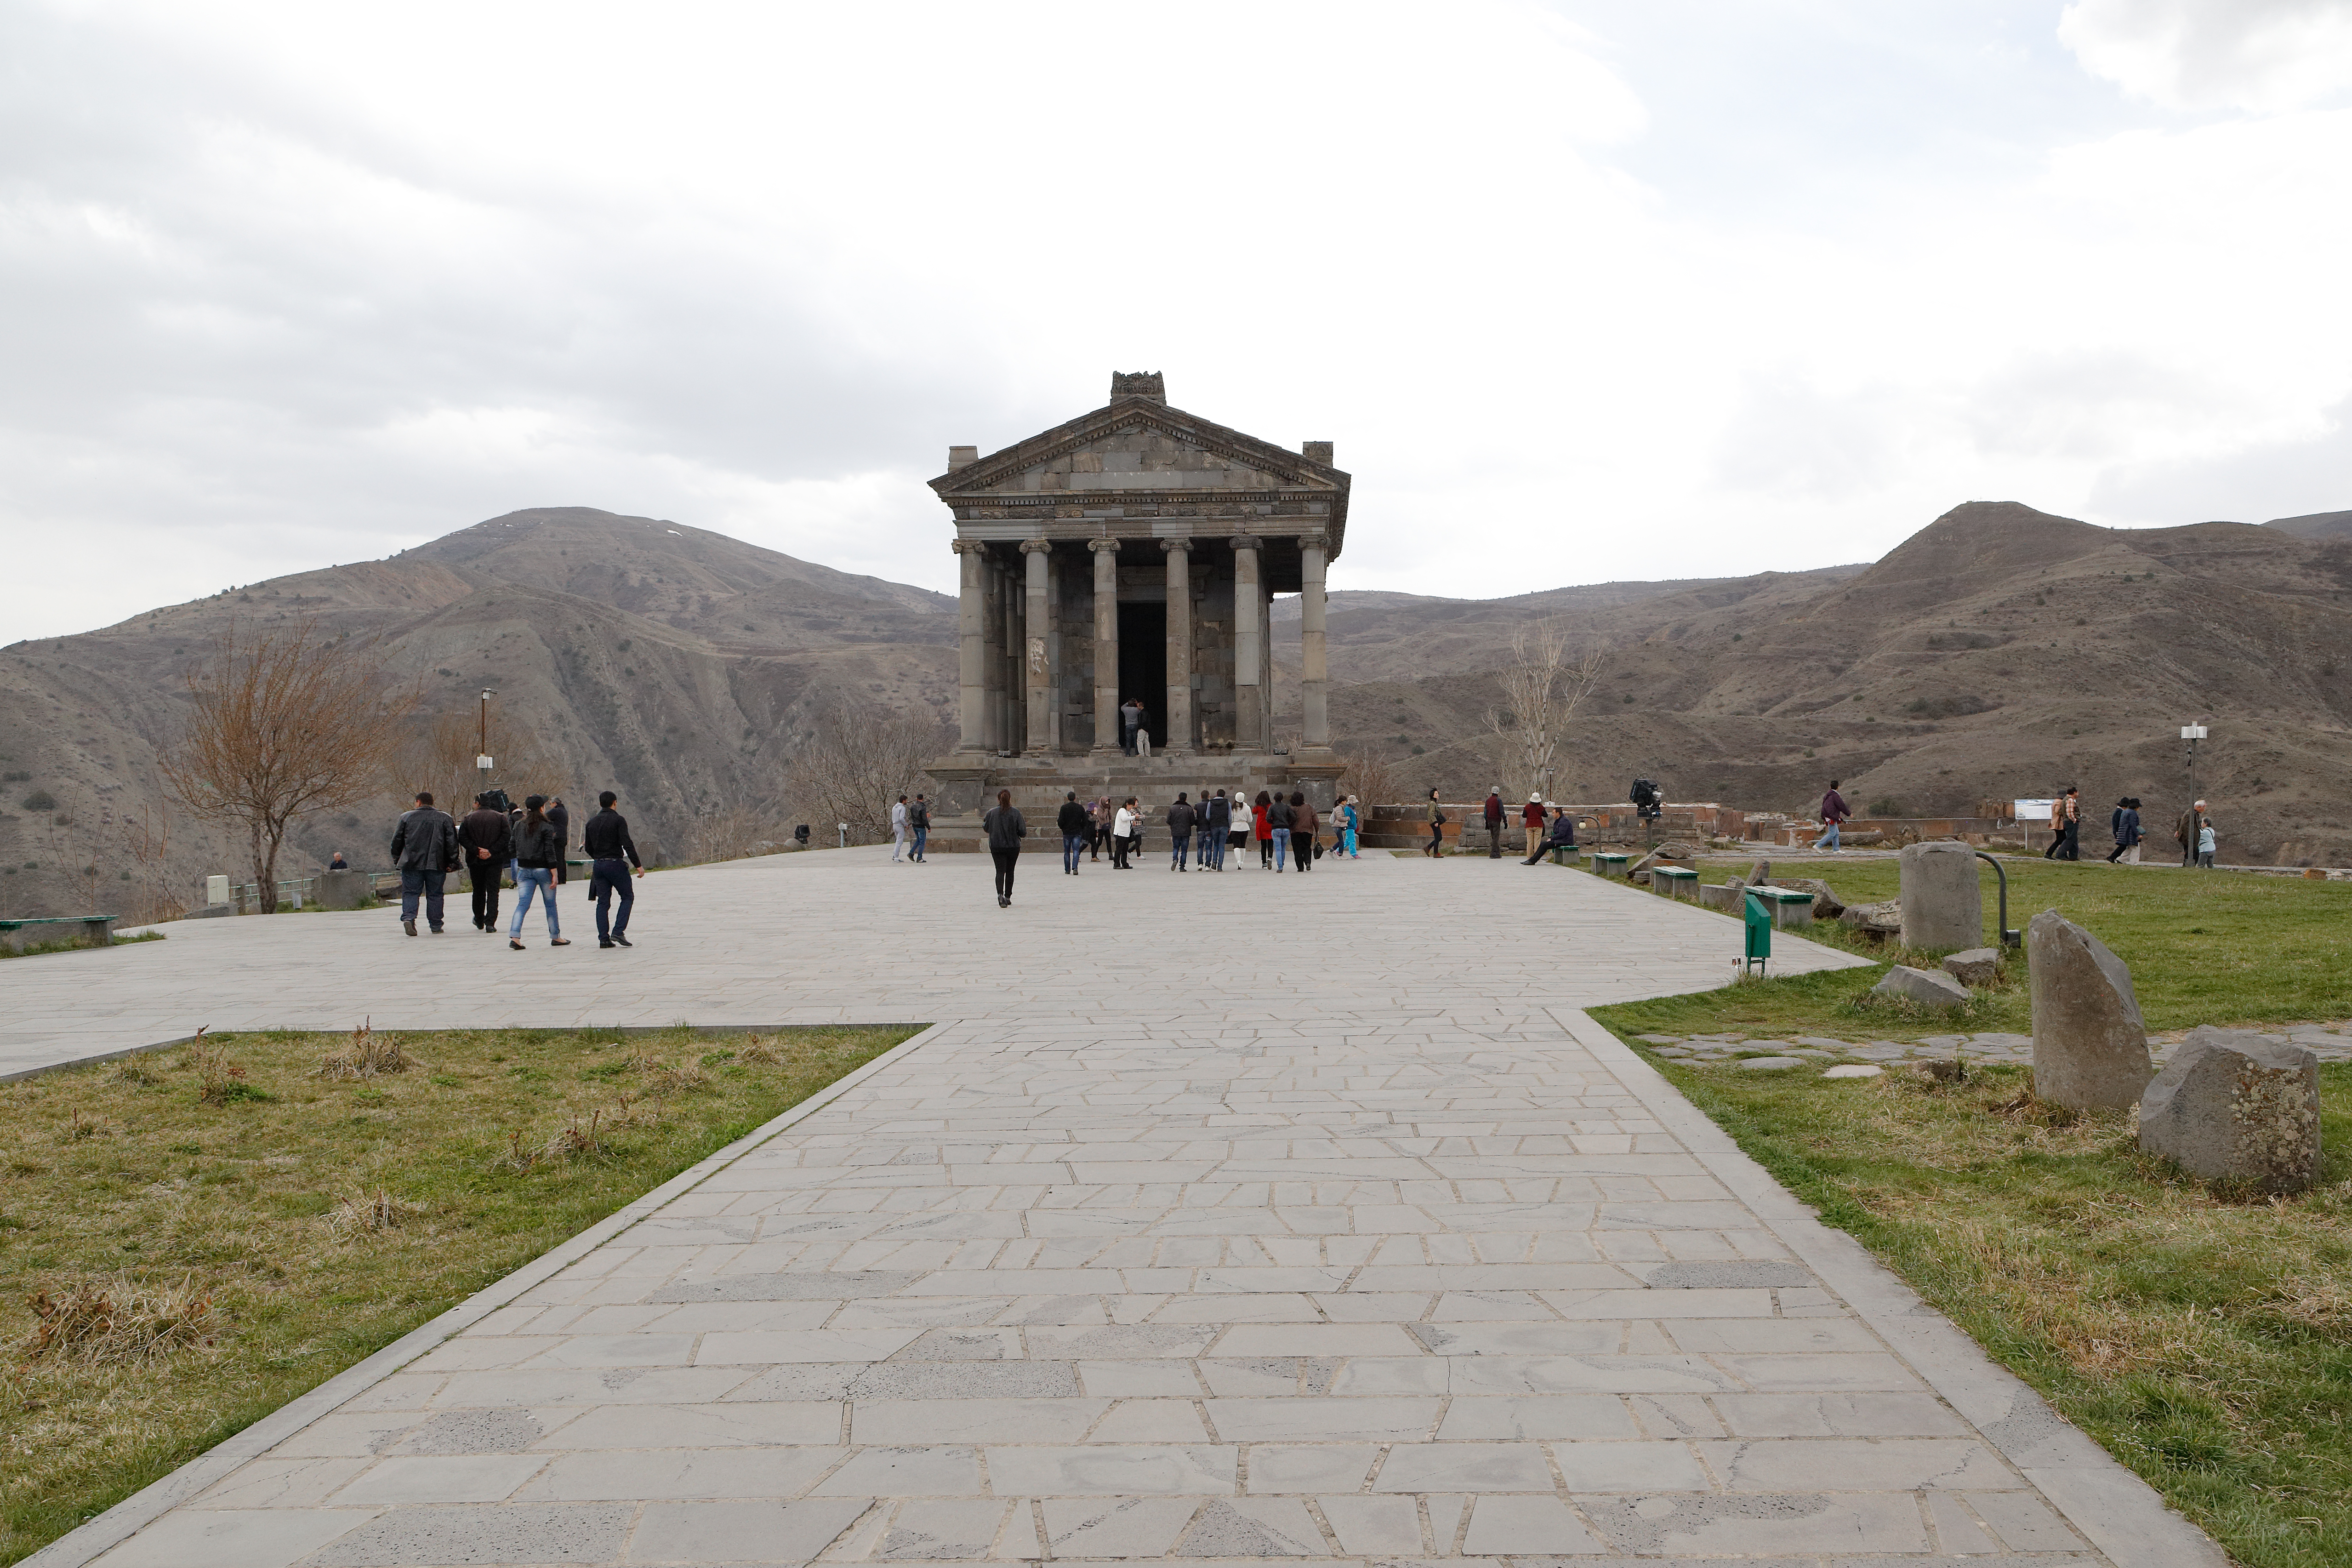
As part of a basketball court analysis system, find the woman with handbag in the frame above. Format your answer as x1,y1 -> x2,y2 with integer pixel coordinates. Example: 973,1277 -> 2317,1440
1291,793 -> 1318,872
1424,788 -> 1446,858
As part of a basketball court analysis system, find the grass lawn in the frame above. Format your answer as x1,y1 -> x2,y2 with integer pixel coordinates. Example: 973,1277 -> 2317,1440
1592,857 -> 2352,1568
0,1023 -> 918,1565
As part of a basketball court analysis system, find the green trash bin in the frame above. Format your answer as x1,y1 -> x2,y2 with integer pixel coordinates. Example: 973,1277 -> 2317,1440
1742,890 -> 1772,973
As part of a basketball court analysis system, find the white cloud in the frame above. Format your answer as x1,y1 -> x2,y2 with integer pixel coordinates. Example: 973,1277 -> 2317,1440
2060,0 -> 2352,112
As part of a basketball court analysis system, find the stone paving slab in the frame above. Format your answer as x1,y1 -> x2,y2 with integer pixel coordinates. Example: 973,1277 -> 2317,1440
8,849 -> 2225,1566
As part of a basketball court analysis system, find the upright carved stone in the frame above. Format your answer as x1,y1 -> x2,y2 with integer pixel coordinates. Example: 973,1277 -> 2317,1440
1089,539 -> 1121,755
2027,910 -> 2152,1111
1898,842 -> 1982,950
1162,539 -> 1193,753
2140,1027 -> 2322,1192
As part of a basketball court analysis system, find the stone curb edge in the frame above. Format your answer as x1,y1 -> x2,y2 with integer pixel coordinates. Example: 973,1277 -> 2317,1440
19,1019 -> 956,1568
1549,1005 -> 2230,1568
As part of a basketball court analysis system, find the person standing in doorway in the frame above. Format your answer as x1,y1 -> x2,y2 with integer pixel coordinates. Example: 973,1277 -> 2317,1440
1291,793 -> 1318,872
1484,787 -> 1506,858
1424,788 -> 1446,858
457,792 -> 512,933
1112,798 -> 1138,869
390,791 -> 459,936
1167,793 -> 1196,871
1120,697 -> 1145,756
1267,789 -> 1295,872
890,795 -> 910,862
2175,799 -> 2208,867
2105,797 -> 2141,864
508,794 -> 569,949
984,788 -> 1025,906
909,794 -> 931,862
1813,781 -> 1850,851
583,790 -> 643,948
1058,791 -> 1090,875
1521,793 -> 1546,860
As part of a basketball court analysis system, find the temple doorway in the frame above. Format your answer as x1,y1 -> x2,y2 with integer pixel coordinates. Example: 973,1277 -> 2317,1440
1116,599 -> 1167,749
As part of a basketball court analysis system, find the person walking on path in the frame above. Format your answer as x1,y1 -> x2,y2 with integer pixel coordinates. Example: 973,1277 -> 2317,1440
2175,799 -> 2208,867
1112,798 -> 1138,870
547,796 -> 571,887
909,794 -> 930,862
1166,793 -> 1196,870
1057,791 -> 1091,875
457,792 -> 512,933
1813,781 -> 1851,851
1291,793 -> 1318,872
2105,797 -> 2142,864
1230,787 -> 1252,862
1484,787 -> 1506,857
1196,793 -> 1219,868
2058,786 -> 2083,860
1092,797 -> 1115,861
1252,791 -> 1274,868
390,791 -> 459,936
1202,790 -> 1229,870
1424,788 -> 1446,858
2043,793 -> 2069,859
2198,816 -> 2218,869
1119,697 -> 1145,756
582,790 -> 643,948
507,795 -> 569,949
1521,794 -> 1546,860
983,789 -> 1025,906
1337,795 -> 1361,858
890,795 -> 911,862
1267,790 -> 1296,872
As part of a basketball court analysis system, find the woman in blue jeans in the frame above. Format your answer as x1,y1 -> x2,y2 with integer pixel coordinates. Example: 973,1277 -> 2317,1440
509,795 -> 570,949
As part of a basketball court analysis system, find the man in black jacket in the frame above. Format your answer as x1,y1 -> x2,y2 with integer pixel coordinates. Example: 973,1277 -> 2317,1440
456,793 -> 513,933
389,792 -> 459,936
1166,794 -> 1196,872
1056,792 -> 1091,875
581,790 -> 643,948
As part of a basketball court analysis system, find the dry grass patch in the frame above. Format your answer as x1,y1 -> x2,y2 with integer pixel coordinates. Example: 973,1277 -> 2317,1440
0,1022 -> 917,1565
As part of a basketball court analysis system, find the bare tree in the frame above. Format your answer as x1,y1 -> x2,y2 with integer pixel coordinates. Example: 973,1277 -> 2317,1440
1337,747 -> 1398,814
162,619 -> 419,912
1482,621 -> 1604,803
676,791 -> 795,866
117,795 -> 181,926
785,691 -> 954,846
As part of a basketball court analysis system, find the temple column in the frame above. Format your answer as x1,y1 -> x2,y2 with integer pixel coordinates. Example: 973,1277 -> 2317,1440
952,540 -> 987,752
1162,539 -> 1193,753
1230,535 -> 1263,752
981,556 -> 1008,752
1299,530 -> 1331,749
1089,539 -> 1121,754
1022,538 -> 1052,754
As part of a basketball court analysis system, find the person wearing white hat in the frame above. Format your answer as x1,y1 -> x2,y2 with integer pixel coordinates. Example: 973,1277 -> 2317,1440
1521,792 -> 1547,860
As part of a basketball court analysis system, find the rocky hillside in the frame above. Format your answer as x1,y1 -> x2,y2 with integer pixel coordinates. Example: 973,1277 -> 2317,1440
1298,502 -> 2352,867
6,497 -> 2348,919
0,508 -> 955,917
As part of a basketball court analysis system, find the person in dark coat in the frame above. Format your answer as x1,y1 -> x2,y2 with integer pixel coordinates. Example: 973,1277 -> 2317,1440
326,852 -> 349,871
546,797 -> 571,885
2105,796 -> 2142,864
984,789 -> 1025,907
1166,794 -> 1196,872
388,792 -> 458,936
508,794 -> 570,948
1523,805 -> 1578,864
1056,791 -> 1091,876
456,793 -> 513,933
1483,787 -> 1506,858
581,790 -> 643,947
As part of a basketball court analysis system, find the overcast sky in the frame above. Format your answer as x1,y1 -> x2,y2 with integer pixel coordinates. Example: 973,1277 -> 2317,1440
6,0 -> 2352,641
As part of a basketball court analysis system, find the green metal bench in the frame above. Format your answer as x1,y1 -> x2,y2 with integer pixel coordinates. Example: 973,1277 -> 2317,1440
1651,866 -> 1699,901
1748,885 -> 1815,929
0,915 -> 118,953
1591,852 -> 1631,878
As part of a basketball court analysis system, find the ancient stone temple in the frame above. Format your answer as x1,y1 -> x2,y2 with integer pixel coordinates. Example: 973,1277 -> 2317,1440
922,372 -> 1349,840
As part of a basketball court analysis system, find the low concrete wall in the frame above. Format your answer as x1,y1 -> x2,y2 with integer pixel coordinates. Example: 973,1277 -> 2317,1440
0,916 -> 117,953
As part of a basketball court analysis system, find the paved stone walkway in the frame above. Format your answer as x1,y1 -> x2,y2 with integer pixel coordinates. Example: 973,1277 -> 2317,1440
11,850 -> 2221,1566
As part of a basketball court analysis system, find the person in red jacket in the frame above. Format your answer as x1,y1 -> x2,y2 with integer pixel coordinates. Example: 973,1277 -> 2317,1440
1521,794 -> 1547,860
1483,787 -> 1506,858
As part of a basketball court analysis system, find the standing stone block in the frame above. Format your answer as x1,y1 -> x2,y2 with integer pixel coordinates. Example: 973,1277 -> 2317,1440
2140,1027 -> 2322,1192
1899,842 -> 1982,951
2027,910 -> 2151,1112
1941,947 -> 2000,987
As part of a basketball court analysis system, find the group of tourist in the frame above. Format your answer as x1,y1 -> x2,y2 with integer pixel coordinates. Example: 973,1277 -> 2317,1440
388,788 -> 645,948
2044,787 -> 2215,867
975,787 -> 1375,907
1417,787 -> 1582,863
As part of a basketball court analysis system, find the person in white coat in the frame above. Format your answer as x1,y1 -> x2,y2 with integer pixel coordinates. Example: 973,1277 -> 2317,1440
890,795 -> 911,862
1112,799 -> 1138,870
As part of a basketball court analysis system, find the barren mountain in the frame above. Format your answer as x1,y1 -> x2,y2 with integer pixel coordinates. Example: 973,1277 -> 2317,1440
5,498 -> 2348,920
0,508 -> 955,918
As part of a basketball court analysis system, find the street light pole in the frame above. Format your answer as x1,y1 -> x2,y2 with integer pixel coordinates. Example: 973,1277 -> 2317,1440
2180,721 -> 2209,803
477,690 -> 495,798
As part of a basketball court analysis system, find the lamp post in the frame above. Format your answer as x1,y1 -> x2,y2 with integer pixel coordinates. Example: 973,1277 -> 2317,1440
477,690 -> 495,798
2180,720 -> 2209,803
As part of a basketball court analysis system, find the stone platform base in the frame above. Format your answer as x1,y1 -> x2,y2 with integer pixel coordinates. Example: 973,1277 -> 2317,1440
921,750 -> 1341,853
